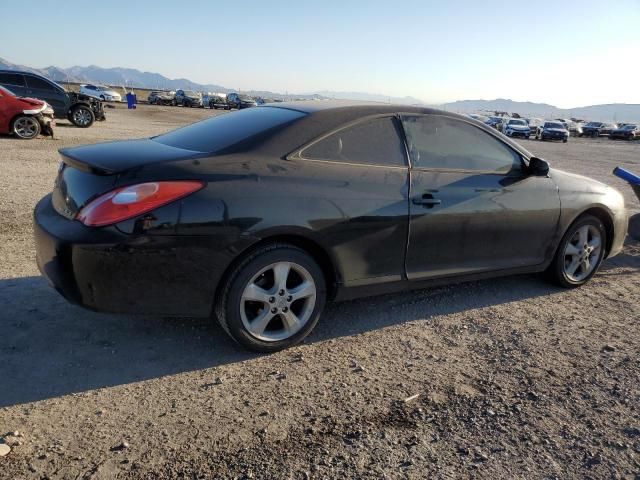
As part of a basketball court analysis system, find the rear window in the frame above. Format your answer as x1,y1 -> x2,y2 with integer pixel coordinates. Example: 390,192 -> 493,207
153,106 -> 306,153
0,72 -> 25,87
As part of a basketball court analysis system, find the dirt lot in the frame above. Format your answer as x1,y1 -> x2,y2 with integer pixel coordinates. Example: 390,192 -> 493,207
1,105 -> 639,479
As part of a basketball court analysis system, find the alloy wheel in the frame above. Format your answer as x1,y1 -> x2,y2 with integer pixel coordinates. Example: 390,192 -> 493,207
240,261 -> 317,342
13,117 -> 39,139
73,108 -> 92,126
563,225 -> 602,282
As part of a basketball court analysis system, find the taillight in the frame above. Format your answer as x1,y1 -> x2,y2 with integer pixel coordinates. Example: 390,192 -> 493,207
76,181 -> 204,227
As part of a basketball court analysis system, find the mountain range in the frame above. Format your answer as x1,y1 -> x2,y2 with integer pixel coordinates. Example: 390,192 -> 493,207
1,57 -> 638,120
441,98 -> 640,122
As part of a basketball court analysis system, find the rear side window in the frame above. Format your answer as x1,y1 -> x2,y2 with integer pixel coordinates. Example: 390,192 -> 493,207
300,116 -> 406,167
25,75 -> 59,92
402,115 -> 521,174
0,72 -> 25,87
153,106 -> 306,153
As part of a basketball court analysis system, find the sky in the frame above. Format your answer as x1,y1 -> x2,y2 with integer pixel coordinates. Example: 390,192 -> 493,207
1,0 -> 639,108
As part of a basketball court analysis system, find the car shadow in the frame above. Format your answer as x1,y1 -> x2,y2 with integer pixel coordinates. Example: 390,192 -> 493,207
1,238 -> 637,408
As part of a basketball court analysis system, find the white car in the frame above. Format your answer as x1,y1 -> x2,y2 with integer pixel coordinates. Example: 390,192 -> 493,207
502,118 -> 531,138
79,84 -> 122,102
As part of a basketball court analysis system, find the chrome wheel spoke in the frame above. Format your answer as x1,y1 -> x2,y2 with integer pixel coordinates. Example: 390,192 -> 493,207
578,226 -> 589,247
273,262 -> 290,291
588,236 -> 601,250
289,281 -> 315,301
566,258 -> 580,276
248,310 -> 276,336
565,243 -> 580,256
281,310 -> 301,332
242,283 -> 271,304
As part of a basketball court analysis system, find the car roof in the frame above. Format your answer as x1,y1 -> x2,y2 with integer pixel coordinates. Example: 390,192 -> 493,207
247,101 -> 534,160
266,99 -> 443,115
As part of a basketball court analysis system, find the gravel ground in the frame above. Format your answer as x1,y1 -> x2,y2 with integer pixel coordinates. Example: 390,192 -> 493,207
1,105 -> 639,479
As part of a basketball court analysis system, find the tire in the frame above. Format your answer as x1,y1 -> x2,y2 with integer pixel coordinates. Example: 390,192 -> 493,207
546,214 -> 606,288
69,105 -> 95,128
100,95 -> 105,101
215,244 -> 327,352
562,138 -> 568,143
11,115 -> 41,139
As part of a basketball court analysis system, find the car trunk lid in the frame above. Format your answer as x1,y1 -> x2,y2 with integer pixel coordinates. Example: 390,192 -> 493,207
51,139 -> 204,219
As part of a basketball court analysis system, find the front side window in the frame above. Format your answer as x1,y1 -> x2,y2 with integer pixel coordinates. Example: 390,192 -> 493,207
402,115 -> 522,174
25,76 -> 58,92
300,116 -> 406,167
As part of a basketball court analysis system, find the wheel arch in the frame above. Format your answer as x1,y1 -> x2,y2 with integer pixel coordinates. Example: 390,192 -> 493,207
563,206 -> 615,258
8,113 -> 39,136
213,233 -> 341,312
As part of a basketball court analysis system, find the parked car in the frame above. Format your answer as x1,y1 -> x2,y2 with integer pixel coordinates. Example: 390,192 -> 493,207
568,121 -> 583,137
0,85 -> 55,139
0,70 -> 105,127
34,102 -> 627,352
525,117 -> 544,132
581,121 -> 617,138
466,113 -> 489,123
204,94 -> 228,109
536,121 -> 569,142
147,91 -> 175,105
174,89 -> 203,107
484,116 -> 504,129
79,84 -> 122,102
502,118 -> 531,138
609,124 -> 639,140
226,93 -> 257,109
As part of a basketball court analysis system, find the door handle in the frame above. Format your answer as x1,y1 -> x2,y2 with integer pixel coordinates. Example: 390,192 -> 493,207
412,193 -> 441,208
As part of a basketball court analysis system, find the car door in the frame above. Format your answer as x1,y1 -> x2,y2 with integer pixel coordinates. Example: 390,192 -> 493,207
401,114 -> 560,280
0,72 -> 27,97
23,75 -> 67,115
290,115 -> 410,285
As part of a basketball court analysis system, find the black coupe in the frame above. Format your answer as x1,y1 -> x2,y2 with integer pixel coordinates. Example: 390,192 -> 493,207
34,102 -> 627,351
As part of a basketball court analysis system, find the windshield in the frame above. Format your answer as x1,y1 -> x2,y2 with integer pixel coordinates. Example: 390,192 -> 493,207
239,95 -> 254,102
585,122 -> 602,127
508,119 -> 526,126
184,91 -> 199,96
545,122 -> 564,129
0,85 -> 16,96
623,125 -> 637,130
153,106 -> 306,153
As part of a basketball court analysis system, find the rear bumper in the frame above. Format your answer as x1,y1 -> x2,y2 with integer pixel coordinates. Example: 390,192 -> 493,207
33,194 -> 230,317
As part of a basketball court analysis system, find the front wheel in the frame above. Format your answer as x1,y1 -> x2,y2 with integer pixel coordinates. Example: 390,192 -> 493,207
12,116 -> 41,139
69,105 -> 95,128
546,215 -> 606,288
215,244 -> 326,352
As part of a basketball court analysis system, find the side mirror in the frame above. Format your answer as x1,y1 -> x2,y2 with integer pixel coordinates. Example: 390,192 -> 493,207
529,157 -> 550,177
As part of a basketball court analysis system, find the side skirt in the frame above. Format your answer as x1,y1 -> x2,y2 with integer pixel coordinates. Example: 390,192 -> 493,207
333,264 -> 549,302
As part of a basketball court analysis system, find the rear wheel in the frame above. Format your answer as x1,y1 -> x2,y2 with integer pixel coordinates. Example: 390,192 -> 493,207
70,105 -> 94,128
12,116 -> 41,139
547,215 -> 606,288
215,244 -> 326,352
